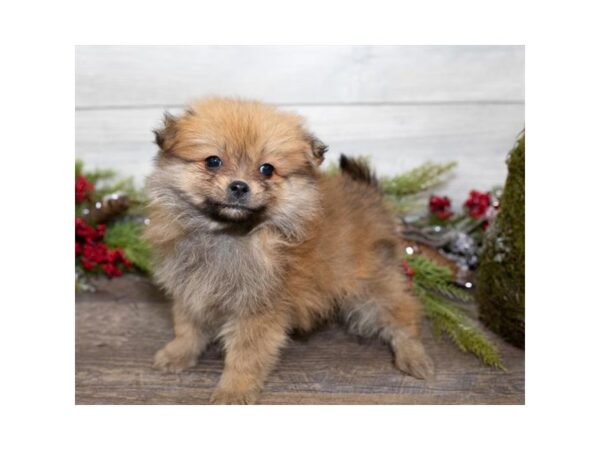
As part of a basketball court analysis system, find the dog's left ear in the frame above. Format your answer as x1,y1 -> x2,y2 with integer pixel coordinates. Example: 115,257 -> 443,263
305,133 -> 328,167
153,112 -> 178,152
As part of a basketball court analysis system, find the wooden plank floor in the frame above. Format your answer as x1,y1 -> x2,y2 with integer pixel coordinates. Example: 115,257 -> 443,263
75,275 -> 525,405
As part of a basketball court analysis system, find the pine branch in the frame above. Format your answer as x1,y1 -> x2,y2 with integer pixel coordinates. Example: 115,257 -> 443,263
381,161 -> 456,197
415,284 -> 505,369
384,195 -> 424,214
75,160 -> 84,178
427,282 -> 474,303
85,168 -> 118,185
94,176 -> 140,202
407,255 -> 504,369
408,254 -> 454,284
104,221 -> 152,273
409,256 -> 473,303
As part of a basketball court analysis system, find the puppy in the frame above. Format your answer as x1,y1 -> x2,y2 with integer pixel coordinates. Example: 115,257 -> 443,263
145,97 -> 434,404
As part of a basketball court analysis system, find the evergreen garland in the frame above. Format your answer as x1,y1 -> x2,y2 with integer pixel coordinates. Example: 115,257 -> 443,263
76,160 -> 151,276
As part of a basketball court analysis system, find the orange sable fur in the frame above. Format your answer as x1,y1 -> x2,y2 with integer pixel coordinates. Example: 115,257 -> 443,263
145,97 -> 434,404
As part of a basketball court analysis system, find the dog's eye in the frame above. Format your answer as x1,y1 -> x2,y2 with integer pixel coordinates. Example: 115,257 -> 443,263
205,156 -> 222,169
259,163 -> 274,177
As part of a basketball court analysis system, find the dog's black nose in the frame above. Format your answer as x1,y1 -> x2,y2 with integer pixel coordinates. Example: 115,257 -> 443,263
228,180 -> 250,199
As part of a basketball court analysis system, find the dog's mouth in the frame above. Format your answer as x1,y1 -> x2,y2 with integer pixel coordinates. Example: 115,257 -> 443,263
207,198 -> 264,213
215,202 -> 257,212
204,198 -> 267,224
170,187 -> 267,226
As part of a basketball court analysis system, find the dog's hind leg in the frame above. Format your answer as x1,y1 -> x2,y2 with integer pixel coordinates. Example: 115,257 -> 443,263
341,269 -> 435,380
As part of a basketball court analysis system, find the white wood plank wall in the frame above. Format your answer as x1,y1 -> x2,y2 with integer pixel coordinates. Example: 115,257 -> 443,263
75,46 -> 524,203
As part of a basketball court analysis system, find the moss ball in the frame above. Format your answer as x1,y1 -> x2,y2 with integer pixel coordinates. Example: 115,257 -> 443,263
476,132 -> 525,348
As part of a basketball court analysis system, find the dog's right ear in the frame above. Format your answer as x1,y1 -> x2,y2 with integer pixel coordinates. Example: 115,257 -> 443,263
153,112 -> 178,152
304,132 -> 328,167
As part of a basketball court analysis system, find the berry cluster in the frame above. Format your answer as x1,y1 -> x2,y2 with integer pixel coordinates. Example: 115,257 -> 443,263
75,218 -> 132,277
428,195 -> 453,220
76,175 -> 94,203
75,172 -> 132,278
463,190 -> 491,219
429,190 -> 496,223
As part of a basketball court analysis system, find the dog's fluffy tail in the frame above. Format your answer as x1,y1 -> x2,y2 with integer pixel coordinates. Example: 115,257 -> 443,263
339,154 -> 379,188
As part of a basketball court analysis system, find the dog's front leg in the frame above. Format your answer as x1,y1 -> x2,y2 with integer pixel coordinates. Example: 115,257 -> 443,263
211,312 -> 288,405
153,302 -> 210,374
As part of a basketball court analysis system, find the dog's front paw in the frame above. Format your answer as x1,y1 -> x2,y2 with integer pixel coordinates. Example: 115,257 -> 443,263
210,388 -> 259,405
153,342 -> 197,374
394,339 -> 435,381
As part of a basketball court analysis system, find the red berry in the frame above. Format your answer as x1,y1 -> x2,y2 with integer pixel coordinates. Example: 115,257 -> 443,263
402,260 -> 416,278
75,175 -> 94,204
81,258 -> 96,271
464,190 -> 491,219
429,195 -> 452,220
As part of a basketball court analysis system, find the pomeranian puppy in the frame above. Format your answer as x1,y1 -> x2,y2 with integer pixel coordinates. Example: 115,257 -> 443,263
145,97 -> 434,404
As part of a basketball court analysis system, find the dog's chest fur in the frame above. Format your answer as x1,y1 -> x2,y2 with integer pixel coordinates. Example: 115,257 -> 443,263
153,229 -> 282,320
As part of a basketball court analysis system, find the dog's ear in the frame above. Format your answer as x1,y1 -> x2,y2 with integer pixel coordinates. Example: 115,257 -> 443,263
305,132 -> 328,167
153,112 -> 178,152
